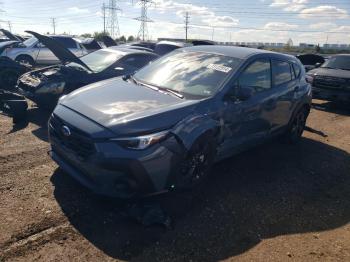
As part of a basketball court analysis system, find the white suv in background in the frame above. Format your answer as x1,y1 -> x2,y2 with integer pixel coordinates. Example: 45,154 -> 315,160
1,35 -> 88,66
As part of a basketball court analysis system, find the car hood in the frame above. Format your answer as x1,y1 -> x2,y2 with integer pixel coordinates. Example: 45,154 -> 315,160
0,40 -> 20,54
60,78 -> 200,135
0,29 -> 22,42
308,67 -> 350,79
25,31 -> 91,71
296,54 -> 325,66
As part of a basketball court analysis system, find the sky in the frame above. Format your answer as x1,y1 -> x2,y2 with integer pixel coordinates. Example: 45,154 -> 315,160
1,0 -> 350,45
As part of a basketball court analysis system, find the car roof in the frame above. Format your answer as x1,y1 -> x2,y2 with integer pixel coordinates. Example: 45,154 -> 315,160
181,45 -> 282,59
156,40 -> 190,47
107,46 -> 156,55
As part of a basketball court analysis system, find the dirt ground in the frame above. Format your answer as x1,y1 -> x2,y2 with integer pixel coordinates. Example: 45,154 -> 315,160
0,100 -> 350,262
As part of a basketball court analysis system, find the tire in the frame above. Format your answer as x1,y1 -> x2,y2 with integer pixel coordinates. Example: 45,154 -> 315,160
285,107 -> 308,144
15,55 -> 35,66
175,133 -> 216,189
0,69 -> 21,90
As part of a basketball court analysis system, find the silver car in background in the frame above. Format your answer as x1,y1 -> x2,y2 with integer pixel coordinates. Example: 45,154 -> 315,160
0,35 -> 88,66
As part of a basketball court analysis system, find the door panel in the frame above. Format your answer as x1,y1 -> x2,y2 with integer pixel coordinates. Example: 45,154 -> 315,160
217,59 -> 274,159
270,60 -> 296,132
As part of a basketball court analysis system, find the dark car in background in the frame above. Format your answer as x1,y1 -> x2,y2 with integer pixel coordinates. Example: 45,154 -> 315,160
307,54 -> 350,103
17,31 -> 159,108
74,38 -> 106,53
48,46 -> 311,198
296,54 -> 325,72
154,41 -> 191,56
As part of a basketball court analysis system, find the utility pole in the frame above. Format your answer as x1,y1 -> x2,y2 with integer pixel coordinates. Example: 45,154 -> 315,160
102,3 -> 106,34
7,21 -> 12,32
104,0 -> 121,39
184,12 -> 190,42
51,18 -> 56,34
134,0 -> 154,41
211,27 -> 214,41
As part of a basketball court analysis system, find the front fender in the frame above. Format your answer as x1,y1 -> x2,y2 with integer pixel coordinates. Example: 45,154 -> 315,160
171,114 -> 220,150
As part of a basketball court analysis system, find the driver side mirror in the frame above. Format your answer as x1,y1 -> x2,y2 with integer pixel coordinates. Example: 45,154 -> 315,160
225,86 -> 255,102
315,62 -> 322,68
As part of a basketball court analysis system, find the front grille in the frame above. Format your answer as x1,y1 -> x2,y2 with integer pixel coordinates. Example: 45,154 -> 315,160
49,114 -> 96,160
314,75 -> 350,91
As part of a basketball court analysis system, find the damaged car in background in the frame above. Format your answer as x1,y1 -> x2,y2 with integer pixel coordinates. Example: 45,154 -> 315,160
16,31 -> 159,108
1,32 -> 88,66
307,54 -> 350,103
0,41 -> 31,90
296,53 -> 325,72
49,46 -> 311,199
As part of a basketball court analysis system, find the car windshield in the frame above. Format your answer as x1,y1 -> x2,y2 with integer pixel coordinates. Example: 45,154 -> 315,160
67,49 -> 124,73
23,37 -> 37,47
321,56 -> 350,71
134,51 -> 241,98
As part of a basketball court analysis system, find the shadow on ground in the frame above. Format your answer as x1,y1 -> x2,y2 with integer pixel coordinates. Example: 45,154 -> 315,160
312,100 -> 350,116
51,137 -> 350,261
7,106 -> 51,142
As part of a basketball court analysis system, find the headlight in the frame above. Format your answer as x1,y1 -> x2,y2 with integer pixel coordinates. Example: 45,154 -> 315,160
112,130 -> 169,150
306,74 -> 314,84
36,82 -> 65,95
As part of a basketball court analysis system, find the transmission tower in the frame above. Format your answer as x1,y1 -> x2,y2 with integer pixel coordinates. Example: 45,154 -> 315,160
134,0 -> 154,41
105,0 -> 121,39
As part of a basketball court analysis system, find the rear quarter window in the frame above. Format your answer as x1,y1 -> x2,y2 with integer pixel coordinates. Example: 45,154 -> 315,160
292,63 -> 301,78
272,60 -> 293,86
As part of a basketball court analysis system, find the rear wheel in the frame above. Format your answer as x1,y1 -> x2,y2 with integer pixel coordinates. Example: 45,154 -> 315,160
176,134 -> 216,189
285,108 -> 308,144
15,55 -> 35,66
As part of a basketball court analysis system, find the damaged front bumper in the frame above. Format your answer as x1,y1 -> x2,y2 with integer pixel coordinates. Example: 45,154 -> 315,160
48,112 -> 186,198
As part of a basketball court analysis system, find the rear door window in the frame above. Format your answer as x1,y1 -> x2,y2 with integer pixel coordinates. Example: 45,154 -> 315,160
272,60 -> 293,86
238,59 -> 271,92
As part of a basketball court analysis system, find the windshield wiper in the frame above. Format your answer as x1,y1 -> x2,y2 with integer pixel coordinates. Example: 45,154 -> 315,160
158,87 -> 184,98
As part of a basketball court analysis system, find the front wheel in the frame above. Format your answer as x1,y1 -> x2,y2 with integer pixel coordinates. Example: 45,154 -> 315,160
285,108 -> 308,144
176,134 -> 216,189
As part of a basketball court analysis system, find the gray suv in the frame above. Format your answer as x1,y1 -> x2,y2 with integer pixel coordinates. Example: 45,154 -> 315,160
49,46 -> 312,199
1,35 -> 87,65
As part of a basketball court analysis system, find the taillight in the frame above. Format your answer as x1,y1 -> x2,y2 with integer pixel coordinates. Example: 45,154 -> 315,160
306,75 -> 314,84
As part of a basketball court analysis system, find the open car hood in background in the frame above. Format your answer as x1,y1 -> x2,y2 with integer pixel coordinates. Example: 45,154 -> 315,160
102,36 -> 117,47
296,54 -> 325,66
25,31 -> 91,71
0,40 -> 20,54
0,29 -> 23,42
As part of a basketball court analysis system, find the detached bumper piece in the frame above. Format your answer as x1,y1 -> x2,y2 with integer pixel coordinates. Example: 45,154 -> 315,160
0,89 -> 28,123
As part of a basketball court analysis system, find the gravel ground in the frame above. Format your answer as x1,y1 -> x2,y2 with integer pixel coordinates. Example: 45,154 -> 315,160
0,100 -> 350,262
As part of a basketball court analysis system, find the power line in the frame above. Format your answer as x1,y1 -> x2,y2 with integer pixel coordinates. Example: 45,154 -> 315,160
184,11 -> 190,41
134,0 -> 154,41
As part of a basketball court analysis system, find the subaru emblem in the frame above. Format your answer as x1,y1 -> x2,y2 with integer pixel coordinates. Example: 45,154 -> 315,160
61,125 -> 71,137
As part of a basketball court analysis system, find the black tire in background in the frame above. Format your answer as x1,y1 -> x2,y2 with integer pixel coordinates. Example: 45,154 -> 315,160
15,55 -> 35,66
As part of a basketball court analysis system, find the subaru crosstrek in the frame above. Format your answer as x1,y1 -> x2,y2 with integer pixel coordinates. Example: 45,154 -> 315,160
48,46 -> 312,198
